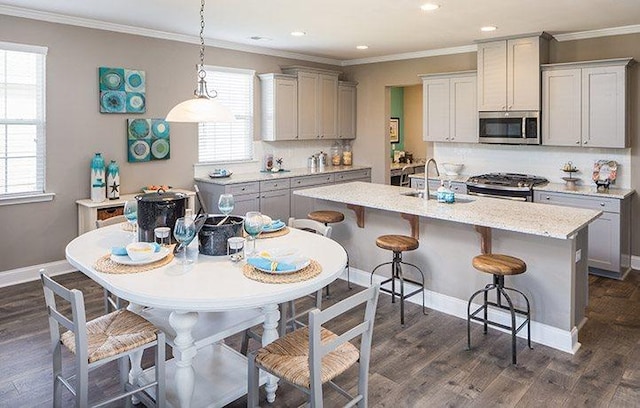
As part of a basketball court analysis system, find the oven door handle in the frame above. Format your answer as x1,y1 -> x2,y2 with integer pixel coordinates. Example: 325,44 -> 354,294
467,191 -> 528,202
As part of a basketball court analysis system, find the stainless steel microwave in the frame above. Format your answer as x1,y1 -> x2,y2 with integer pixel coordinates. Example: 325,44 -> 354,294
478,111 -> 540,145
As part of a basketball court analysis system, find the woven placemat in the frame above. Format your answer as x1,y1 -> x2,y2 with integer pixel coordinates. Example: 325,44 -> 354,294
94,251 -> 174,274
243,259 -> 321,284
121,223 -> 135,232
258,227 -> 291,239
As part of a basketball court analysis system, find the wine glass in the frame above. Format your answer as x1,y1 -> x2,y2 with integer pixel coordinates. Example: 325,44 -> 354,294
123,200 -> 138,242
244,211 -> 264,256
218,194 -> 235,223
173,217 -> 196,265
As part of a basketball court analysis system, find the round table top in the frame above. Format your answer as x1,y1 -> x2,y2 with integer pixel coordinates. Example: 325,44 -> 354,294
65,225 -> 347,312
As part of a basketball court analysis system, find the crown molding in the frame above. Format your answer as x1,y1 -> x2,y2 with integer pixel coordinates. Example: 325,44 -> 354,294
2,5 -> 640,66
0,5 -> 342,66
341,44 -> 477,66
554,24 -> 640,42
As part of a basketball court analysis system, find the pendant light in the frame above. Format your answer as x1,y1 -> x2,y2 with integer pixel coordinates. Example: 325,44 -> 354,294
165,0 -> 235,123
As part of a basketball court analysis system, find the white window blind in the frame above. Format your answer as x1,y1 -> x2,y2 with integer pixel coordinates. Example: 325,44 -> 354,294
0,41 -> 47,197
198,66 -> 254,163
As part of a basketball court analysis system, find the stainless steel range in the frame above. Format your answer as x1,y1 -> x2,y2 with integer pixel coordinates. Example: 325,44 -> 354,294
466,173 -> 548,202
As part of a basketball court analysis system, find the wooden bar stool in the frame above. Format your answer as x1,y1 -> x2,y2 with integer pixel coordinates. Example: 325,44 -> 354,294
308,210 -> 351,293
467,254 -> 532,364
370,234 -> 426,325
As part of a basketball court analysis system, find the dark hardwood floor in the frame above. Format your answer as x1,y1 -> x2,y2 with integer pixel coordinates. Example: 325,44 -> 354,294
1,271 -> 639,407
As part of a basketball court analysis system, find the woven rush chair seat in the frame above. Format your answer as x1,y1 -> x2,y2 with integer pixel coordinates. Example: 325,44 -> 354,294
472,254 -> 526,276
255,327 -> 359,389
61,309 -> 158,363
308,210 -> 345,225
375,234 -> 419,252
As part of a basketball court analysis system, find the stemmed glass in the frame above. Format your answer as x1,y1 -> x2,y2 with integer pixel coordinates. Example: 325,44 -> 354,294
123,200 -> 138,242
173,217 -> 196,265
218,194 -> 235,224
244,211 -> 264,256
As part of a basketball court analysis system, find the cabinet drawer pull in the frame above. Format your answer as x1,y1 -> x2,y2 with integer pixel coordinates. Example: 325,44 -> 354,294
545,196 -> 550,200
583,141 -> 588,145
576,141 -> 580,144
600,203 -> 605,207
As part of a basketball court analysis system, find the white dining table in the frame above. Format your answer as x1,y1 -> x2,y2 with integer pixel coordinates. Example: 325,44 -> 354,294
65,224 -> 347,408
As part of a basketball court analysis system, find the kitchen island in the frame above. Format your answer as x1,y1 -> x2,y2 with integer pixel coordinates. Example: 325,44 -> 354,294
295,181 -> 602,354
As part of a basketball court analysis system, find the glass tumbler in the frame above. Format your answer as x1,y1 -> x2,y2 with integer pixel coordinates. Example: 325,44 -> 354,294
227,237 -> 245,262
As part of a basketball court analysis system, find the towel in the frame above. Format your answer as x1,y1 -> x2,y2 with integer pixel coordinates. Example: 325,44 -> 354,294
263,219 -> 285,232
247,257 -> 296,272
111,242 -> 161,256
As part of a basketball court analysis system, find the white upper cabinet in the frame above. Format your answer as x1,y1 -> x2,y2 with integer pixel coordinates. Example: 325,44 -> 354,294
421,72 -> 477,143
282,67 -> 340,140
259,74 -> 298,141
477,34 -> 549,111
542,58 -> 632,148
338,81 -> 357,139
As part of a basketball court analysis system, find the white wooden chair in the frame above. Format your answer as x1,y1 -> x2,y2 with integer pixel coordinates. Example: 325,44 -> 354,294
40,270 -> 166,408
95,215 -> 128,313
248,284 -> 380,407
240,218 -> 332,355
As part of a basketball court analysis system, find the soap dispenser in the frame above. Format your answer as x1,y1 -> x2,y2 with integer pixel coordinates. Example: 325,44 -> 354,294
436,180 -> 447,203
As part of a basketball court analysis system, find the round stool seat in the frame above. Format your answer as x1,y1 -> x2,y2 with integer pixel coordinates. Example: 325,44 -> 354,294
472,254 -> 526,276
375,235 -> 419,252
308,210 -> 344,224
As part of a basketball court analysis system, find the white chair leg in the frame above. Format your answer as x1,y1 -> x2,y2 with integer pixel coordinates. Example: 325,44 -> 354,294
156,333 -> 166,408
52,343 -> 62,408
77,360 -> 89,408
247,351 -> 260,408
119,356 -> 133,408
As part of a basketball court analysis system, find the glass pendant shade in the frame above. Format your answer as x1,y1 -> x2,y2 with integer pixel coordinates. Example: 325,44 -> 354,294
165,96 -> 235,123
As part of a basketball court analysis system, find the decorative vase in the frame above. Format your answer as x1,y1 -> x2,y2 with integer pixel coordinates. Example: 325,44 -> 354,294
90,153 -> 106,202
107,160 -> 120,200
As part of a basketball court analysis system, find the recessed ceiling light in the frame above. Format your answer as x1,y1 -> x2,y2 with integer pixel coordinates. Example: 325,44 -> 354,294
356,45 -> 369,50
481,26 -> 497,32
420,3 -> 440,11
290,31 -> 307,37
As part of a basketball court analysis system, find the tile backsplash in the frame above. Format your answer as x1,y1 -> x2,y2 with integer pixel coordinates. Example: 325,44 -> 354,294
194,140 -> 339,178
433,143 -> 632,189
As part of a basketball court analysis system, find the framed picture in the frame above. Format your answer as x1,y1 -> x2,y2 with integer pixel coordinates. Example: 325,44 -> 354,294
390,117 -> 400,143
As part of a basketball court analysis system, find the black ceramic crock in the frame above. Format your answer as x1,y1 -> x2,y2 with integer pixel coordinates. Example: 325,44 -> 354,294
135,190 -> 187,243
199,215 -> 244,256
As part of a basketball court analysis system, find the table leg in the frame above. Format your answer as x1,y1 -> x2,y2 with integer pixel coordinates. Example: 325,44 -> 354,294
261,303 -> 280,403
169,311 -> 199,408
126,303 -> 145,405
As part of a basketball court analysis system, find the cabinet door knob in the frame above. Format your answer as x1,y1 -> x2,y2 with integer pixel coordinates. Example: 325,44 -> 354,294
583,141 -> 588,145
508,105 -> 512,110
502,105 -> 506,110
576,141 -> 580,144
451,137 -> 455,141
546,196 -> 550,200
600,203 -> 605,207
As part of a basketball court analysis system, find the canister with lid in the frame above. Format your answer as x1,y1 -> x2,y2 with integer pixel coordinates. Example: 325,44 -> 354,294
330,142 -> 342,166
342,140 -> 352,166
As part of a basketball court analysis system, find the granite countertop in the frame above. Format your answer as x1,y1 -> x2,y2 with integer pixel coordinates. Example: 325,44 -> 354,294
194,165 -> 371,185
409,173 -> 469,183
534,182 -> 635,200
294,181 -> 601,240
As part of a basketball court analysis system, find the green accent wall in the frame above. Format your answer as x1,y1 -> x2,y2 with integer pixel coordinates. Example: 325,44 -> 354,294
390,87 -> 404,157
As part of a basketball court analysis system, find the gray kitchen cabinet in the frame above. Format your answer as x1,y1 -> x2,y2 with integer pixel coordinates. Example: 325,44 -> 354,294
337,81 -> 357,139
533,190 -> 631,280
282,67 -> 340,140
411,178 -> 467,195
421,72 -> 477,143
542,58 -> 632,148
259,179 -> 291,221
258,73 -> 298,141
477,34 -> 550,112
290,174 -> 336,219
334,168 -> 371,184
197,181 -> 260,215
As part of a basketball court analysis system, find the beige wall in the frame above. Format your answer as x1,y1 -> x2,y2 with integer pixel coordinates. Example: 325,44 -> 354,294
402,84 -> 426,160
0,15 -> 337,271
2,14 -> 640,272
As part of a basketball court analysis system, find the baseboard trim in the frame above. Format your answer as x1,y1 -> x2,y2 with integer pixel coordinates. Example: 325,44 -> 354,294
344,267 -> 580,354
0,260 -> 75,288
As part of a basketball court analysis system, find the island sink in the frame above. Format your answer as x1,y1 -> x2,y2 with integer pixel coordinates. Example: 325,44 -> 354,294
401,190 -> 475,203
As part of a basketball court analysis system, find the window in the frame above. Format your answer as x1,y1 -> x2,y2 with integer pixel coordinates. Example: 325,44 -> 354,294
0,41 -> 47,199
198,66 -> 254,163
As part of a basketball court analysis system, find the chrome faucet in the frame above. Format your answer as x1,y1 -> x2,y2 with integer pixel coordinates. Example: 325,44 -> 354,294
424,158 -> 440,200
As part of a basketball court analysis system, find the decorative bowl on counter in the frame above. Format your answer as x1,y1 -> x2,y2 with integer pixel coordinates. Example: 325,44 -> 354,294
442,162 -> 464,176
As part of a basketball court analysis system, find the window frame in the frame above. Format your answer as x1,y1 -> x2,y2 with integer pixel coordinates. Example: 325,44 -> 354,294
197,65 -> 256,165
0,41 -> 52,206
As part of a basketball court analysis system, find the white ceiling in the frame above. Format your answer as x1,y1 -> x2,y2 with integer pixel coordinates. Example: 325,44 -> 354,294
1,0 -> 640,62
